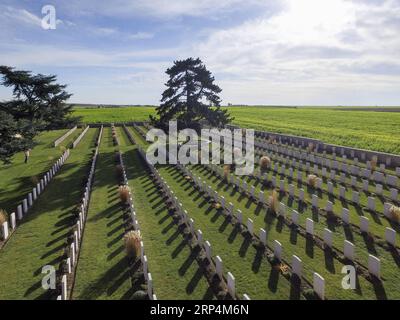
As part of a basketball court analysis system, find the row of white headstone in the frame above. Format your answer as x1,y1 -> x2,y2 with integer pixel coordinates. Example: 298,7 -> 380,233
127,148 -> 157,300
133,124 -> 147,139
253,150 -> 399,201
1,149 -> 71,243
54,126 -> 77,147
252,129 -> 399,176
252,134 -> 400,188
72,126 -> 90,149
184,163 -> 392,299
58,143 -> 99,300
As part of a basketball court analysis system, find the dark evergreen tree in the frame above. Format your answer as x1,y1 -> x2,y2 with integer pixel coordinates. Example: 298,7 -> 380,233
150,58 -> 233,131
0,66 -> 75,163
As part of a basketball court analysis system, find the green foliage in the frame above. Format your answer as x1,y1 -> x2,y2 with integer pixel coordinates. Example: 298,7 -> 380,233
0,65 -> 75,163
150,58 -> 233,130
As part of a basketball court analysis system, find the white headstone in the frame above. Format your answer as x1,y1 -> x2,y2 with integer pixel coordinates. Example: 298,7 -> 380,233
292,255 -> 302,277
61,275 -> 67,300
17,205 -> 23,220
10,212 -> 16,230
274,240 -> 282,260
322,229 -> 332,249
247,218 -> 254,235
326,201 -> 333,213
352,191 -> 359,204
344,240 -> 355,261
311,195 -> 319,208
339,186 -> 346,199
197,230 -> 203,244
291,210 -> 299,226
259,228 -> 267,245
236,210 -> 243,224
368,255 -> 380,279
313,273 -> 325,300
1,222 -> 9,240
147,273 -> 153,298
342,208 -> 350,224
227,272 -> 235,297
306,218 -> 314,235
385,227 -> 396,246
390,188 -> 398,201
216,256 -> 223,278
367,197 -> 376,211
299,189 -> 305,202
204,241 -> 212,260
360,216 -> 369,233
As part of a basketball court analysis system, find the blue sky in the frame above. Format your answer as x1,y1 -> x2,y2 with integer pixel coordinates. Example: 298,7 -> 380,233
0,0 -> 399,105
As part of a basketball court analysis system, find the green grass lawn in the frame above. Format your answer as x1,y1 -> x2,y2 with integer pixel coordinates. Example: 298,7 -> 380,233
0,129 -> 72,214
72,127 -> 135,300
0,128 -> 98,299
73,106 -> 400,154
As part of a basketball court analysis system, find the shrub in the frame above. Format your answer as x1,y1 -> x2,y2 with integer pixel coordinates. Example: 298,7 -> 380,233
223,164 -> 231,180
268,190 -> 279,214
132,290 -> 147,300
389,205 -> 400,223
259,156 -> 271,170
0,209 -> 8,225
371,156 -> 378,172
307,142 -> 315,152
119,185 -> 131,203
307,174 -> 318,188
124,230 -> 142,258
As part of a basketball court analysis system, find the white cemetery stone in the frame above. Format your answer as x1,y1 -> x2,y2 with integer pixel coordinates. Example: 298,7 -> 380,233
227,272 -> 235,297
340,173 -> 346,184
368,255 -> 381,279
342,208 -> 350,224
250,186 -> 255,198
352,191 -> 360,204
140,241 -> 144,262
279,180 -> 285,192
10,212 -> 16,230
143,256 -> 148,278
306,218 -> 314,235
61,275 -> 67,300
299,189 -> 305,202
17,205 -> 23,220
374,172 -> 384,183
279,202 -> 286,217
236,210 -> 243,224
147,273 -> 153,299
367,197 -> 376,211
247,218 -> 254,235
297,171 -> 303,182
259,191 -> 265,204
1,222 -> 9,240
327,182 -> 334,194
291,210 -> 299,226
390,188 -> 398,201
216,256 -> 223,278
385,228 -> 396,246
243,294 -> 251,300
70,242 -> 76,265
339,186 -> 346,199
271,176 -> 276,187
360,216 -> 369,233
375,184 -> 383,195
326,201 -> 333,213
220,196 -> 225,208
344,240 -> 355,261
204,241 -> 212,260
28,193 -> 33,207
383,203 -> 392,218
316,178 -> 322,189
387,175 -> 398,187
197,230 -> 203,244
330,170 -> 336,180
351,176 -> 357,187
311,195 -> 319,208
324,228 -> 333,248
289,184 -> 295,197
22,199 -> 28,214
313,273 -> 325,300
274,240 -> 282,260
260,228 -> 267,245
66,258 -> 71,274
292,255 -> 302,278
227,202 -> 234,215
362,180 -> 369,192
396,167 -> 400,176
33,188 -> 37,200
74,231 -> 79,250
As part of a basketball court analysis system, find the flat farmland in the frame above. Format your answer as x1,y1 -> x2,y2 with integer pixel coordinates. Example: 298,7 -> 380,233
72,106 -> 400,155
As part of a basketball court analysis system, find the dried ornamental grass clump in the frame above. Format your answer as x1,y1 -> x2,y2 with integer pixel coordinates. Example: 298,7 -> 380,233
307,174 -> 318,188
307,142 -> 315,153
223,164 -> 231,180
124,230 -> 142,258
259,156 -> 271,171
0,209 -> 7,225
389,205 -> 400,223
119,185 -> 131,204
371,156 -> 378,172
268,190 -> 279,214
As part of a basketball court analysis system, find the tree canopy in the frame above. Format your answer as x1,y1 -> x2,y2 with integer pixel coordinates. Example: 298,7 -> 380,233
0,66 -> 75,164
150,57 -> 233,131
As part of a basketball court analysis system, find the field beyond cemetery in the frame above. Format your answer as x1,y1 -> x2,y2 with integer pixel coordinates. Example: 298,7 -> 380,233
73,106 -> 400,155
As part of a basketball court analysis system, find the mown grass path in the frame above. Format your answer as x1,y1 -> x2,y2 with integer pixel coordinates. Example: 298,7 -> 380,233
72,127 -> 134,300
123,147 -> 215,300
0,128 -> 98,299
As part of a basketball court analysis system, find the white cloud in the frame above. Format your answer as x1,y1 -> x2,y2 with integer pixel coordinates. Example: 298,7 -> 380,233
1,6 -> 42,27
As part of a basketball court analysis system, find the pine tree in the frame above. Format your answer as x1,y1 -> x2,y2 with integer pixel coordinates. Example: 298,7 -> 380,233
0,66 -> 75,163
150,58 -> 233,131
